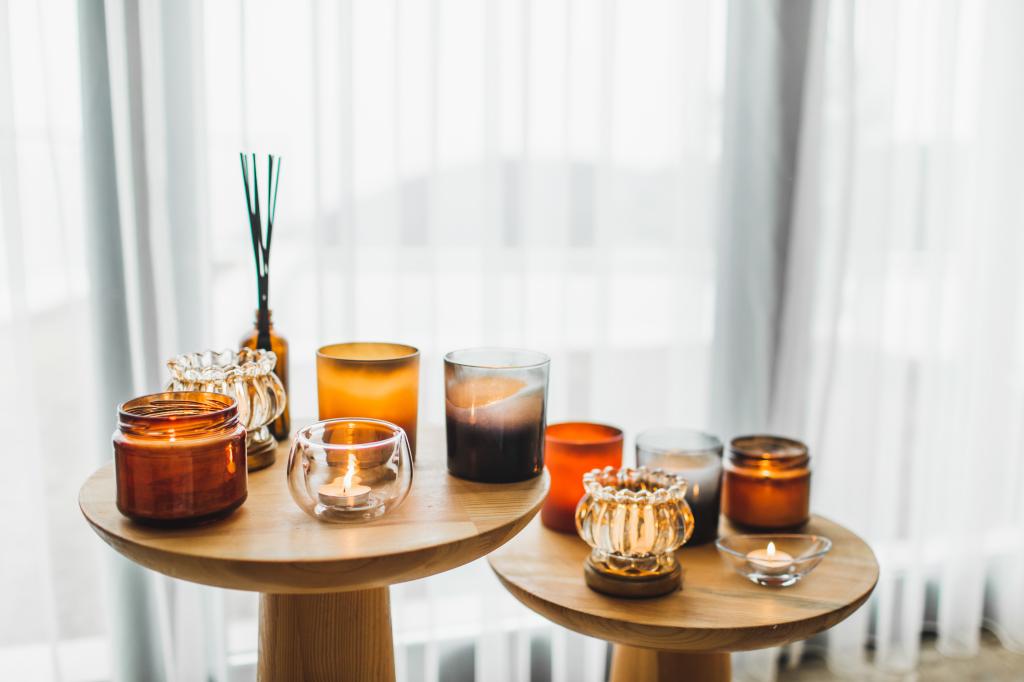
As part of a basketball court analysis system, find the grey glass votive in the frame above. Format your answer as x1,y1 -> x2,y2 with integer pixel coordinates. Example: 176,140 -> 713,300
636,428 -> 723,545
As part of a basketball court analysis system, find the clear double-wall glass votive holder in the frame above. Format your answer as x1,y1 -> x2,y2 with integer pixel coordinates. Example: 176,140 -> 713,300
287,418 -> 413,523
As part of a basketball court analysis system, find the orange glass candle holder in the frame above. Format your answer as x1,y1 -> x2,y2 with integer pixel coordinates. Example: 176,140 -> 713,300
113,392 -> 247,526
541,422 -> 623,533
316,343 -> 420,458
721,435 -> 811,530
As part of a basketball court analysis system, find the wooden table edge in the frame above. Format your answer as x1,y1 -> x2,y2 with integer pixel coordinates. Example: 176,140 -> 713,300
487,515 -> 880,653
81,485 -> 548,593
492,566 -> 877,653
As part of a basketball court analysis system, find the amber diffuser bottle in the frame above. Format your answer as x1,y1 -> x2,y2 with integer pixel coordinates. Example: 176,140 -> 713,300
241,309 -> 290,440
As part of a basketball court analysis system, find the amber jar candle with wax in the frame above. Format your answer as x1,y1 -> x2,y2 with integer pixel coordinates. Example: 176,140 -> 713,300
113,392 -> 247,525
541,422 -> 623,533
721,435 -> 811,530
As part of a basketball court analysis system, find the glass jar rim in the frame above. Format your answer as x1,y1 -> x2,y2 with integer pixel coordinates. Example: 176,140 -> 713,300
636,427 -> 723,456
317,342 -> 419,363
296,418 -> 407,452
729,434 -> 809,462
582,466 -> 688,503
118,391 -> 239,435
444,347 -> 550,370
733,432 -> 811,454
167,348 -> 277,383
546,421 -> 623,446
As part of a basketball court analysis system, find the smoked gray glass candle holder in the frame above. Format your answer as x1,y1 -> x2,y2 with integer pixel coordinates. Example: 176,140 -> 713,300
444,348 -> 549,483
636,428 -> 723,545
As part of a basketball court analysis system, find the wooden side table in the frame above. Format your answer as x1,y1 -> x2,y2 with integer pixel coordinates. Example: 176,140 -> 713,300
488,516 -> 878,682
80,431 -> 548,682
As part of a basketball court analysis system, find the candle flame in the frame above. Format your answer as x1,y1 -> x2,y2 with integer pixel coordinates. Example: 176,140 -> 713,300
342,452 -> 359,492
767,541 -> 776,557
692,483 -> 700,498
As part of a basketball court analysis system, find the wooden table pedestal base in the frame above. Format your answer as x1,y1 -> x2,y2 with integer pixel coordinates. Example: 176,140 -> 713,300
609,645 -> 731,682
258,588 -> 396,682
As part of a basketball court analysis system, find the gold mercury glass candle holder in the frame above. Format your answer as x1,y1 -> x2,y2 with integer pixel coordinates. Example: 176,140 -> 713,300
575,466 -> 695,598
166,349 -> 287,471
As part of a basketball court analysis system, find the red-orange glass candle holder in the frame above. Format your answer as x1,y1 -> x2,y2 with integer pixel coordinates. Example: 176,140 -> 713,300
541,422 -> 623,533
113,392 -> 248,526
721,435 -> 811,530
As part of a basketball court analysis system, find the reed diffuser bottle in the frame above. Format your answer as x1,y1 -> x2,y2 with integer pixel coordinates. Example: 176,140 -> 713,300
238,153 -> 290,441
240,310 -> 289,440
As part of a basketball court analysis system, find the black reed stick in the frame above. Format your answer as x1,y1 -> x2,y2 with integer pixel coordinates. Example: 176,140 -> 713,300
240,152 -> 282,351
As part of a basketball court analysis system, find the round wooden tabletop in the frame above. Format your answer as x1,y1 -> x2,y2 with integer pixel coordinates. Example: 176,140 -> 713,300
80,429 -> 549,594
488,515 -> 878,654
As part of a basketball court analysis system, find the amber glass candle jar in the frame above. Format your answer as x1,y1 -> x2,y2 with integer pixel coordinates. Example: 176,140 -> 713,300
541,422 -> 623,533
317,343 -> 420,458
240,309 -> 290,441
721,435 -> 810,530
113,392 -> 247,526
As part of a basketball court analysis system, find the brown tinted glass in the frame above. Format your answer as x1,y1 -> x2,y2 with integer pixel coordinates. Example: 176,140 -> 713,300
721,435 -> 811,530
113,391 -> 248,525
240,309 -> 290,440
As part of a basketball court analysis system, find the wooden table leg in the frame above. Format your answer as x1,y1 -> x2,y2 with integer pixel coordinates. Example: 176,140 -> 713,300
258,588 -> 395,682
609,644 -> 731,682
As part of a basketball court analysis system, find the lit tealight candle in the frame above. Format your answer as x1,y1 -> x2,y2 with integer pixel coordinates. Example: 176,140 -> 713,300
746,541 -> 793,575
317,453 -> 371,508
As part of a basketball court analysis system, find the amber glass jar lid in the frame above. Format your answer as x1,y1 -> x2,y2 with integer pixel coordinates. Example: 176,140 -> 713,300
728,435 -> 809,467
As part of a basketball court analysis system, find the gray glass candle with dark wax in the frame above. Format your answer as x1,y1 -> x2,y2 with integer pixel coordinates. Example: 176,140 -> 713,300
636,428 -> 723,545
444,348 -> 549,483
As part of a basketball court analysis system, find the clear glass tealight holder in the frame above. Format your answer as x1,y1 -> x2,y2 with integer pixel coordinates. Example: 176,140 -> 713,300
287,418 -> 413,523
575,466 -> 695,597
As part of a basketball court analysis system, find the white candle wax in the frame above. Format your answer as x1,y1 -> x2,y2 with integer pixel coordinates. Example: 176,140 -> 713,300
317,477 -> 371,507
746,542 -> 793,575
317,451 -> 371,508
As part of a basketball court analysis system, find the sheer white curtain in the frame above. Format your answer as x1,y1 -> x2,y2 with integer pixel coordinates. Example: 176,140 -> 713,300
771,0 -> 1024,678
3,0 -> 1024,681
0,0 -> 724,680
